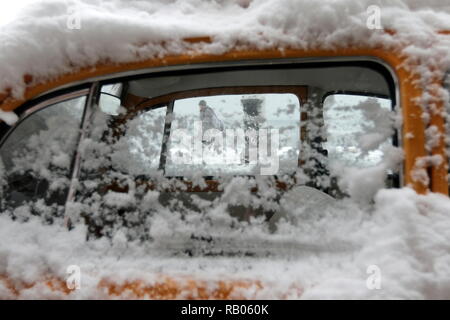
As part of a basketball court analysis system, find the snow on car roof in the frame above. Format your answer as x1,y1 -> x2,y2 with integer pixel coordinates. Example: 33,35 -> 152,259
0,0 -> 449,103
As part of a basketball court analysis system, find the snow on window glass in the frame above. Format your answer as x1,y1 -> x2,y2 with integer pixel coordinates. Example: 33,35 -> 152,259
319,94 -> 401,202
0,96 -> 86,219
323,94 -> 393,168
70,66 -> 403,243
111,106 -> 167,175
166,94 -> 300,177
0,66 -> 398,254
75,91 -> 303,241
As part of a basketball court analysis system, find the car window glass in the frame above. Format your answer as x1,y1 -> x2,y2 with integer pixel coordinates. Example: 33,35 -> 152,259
0,96 -> 86,211
112,106 -> 167,175
165,93 -> 300,177
323,94 -> 393,168
89,102 -> 168,176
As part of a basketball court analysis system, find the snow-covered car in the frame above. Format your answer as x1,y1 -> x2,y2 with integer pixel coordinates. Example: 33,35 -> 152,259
0,1 -> 449,299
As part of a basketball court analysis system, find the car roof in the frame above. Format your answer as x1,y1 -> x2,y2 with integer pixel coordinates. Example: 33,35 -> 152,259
0,29 -> 449,117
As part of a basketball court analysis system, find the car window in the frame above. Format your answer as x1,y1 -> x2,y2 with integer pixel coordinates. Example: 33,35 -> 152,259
323,94 -> 393,168
74,64 -> 398,242
0,96 -> 86,212
111,106 -> 167,175
99,84 -> 123,115
165,93 -> 300,176
83,99 -> 167,177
